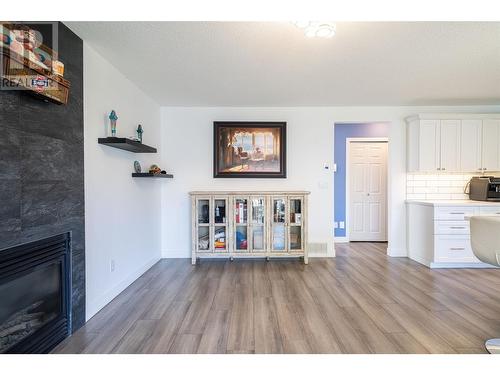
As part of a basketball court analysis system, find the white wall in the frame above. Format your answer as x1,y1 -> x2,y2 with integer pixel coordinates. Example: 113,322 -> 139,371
160,106 -> 500,260
84,43 -> 162,320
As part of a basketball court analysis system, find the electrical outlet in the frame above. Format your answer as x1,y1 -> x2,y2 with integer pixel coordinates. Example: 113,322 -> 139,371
334,221 -> 339,229
339,221 -> 345,229
110,260 -> 115,272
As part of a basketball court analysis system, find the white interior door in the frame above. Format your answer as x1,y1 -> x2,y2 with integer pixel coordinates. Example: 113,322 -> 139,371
348,141 -> 388,241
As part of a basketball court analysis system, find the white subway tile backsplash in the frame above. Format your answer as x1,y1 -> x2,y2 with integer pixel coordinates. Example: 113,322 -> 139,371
406,173 -> 480,200
408,180 -> 426,187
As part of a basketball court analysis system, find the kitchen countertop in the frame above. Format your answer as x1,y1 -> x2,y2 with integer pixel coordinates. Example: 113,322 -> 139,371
406,199 -> 500,206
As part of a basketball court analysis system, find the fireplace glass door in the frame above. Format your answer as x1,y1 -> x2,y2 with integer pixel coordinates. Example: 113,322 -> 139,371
0,263 -> 62,353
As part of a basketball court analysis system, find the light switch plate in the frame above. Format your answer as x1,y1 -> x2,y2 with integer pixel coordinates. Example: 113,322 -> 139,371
339,221 -> 345,229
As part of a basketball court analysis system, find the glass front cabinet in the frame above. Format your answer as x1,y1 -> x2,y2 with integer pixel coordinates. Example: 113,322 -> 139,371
190,191 -> 309,264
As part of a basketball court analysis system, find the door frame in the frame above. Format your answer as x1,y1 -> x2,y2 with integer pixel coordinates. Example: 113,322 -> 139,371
345,137 -> 389,242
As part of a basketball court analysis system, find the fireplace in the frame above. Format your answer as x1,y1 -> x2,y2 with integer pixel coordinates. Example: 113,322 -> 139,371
0,233 -> 71,353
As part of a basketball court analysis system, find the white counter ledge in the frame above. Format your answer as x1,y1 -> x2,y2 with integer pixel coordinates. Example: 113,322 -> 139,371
406,199 -> 500,207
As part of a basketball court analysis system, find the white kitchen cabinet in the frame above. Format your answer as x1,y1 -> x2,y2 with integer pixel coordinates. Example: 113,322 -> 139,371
407,117 -> 459,172
460,119 -> 482,172
407,114 -> 500,173
481,119 -> 500,172
418,119 -> 440,172
439,119 -> 461,172
406,200 -> 500,268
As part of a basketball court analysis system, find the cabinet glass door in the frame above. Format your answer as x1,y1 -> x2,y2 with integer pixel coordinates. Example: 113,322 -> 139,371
234,198 -> 248,252
250,197 -> 266,252
214,198 -> 227,224
289,198 -> 303,251
198,226 -> 210,252
197,199 -> 210,224
213,197 -> 228,252
272,198 -> 286,251
196,198 -> 211,252
214,226 -> 227,252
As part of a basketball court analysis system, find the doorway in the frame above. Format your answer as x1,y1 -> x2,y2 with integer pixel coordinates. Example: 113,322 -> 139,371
346,139 -> 388,241
333,122 -> 390,249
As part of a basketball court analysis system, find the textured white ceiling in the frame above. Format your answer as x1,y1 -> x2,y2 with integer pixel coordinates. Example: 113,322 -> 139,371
67,21 -> 500,106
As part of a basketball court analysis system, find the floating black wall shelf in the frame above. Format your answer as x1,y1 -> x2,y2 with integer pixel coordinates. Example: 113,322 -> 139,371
98,137 -> 157,153
132,173 -> 173,178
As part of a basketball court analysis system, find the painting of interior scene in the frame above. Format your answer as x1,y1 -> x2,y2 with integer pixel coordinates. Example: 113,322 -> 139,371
214,122 -> 286,178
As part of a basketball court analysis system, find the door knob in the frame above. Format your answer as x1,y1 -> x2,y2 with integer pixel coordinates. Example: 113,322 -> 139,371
367,193 -> 370,196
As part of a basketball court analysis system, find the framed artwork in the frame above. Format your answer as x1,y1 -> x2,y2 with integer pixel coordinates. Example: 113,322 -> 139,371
213,121 -> 287,178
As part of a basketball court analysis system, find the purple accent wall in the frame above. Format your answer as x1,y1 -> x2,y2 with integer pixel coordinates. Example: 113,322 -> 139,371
334,123 -> 389,237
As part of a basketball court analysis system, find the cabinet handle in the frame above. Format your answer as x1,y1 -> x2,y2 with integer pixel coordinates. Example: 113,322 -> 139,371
450,226 -> 466,229
450,247 -> 465,251
442,168 -> 446,171
437,168 -> 441,171
449,212 -> 465,215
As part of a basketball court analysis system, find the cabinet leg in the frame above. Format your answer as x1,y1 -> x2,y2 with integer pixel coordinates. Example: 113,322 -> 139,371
191,257 -> 197,265
230,256 -> 234,262
304,255 -> 309,265
266,256 -> 270,262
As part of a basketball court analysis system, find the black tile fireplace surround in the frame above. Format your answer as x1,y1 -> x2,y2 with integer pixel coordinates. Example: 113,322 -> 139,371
0,233 -> 71,354
0,22 -> 85,338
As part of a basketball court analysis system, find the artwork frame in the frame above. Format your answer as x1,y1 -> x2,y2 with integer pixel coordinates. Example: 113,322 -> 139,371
213,121 -> 287,178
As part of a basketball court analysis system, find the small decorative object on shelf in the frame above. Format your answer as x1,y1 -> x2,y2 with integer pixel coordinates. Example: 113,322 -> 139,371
136,124 -> 143,143
108,110 -> 118,137
133,161 -> 141,173
149,164 -> 161,175
52,60 -> 64,77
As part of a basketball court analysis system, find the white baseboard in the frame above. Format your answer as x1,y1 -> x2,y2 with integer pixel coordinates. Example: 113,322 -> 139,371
429,262 -> 497,269
387,247 -> 408,257
162,249 -> 190,258
86,256 -> 160,321
334,236 -> 349,243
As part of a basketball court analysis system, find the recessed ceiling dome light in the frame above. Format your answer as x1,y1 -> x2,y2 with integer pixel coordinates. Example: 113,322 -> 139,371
294,21 -> 336,38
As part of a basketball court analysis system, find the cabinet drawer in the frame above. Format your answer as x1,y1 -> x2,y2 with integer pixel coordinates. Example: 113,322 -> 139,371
479,206 -> 500,216
434,207 -> 476,221
434,236 -> 480,263
433,221 -> 470,235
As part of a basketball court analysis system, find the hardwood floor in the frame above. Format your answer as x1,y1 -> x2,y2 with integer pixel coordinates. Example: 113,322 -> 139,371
53,242 -> 500,354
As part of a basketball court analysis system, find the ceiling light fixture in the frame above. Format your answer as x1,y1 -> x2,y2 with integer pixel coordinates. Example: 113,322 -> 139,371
294,21 -> 336,38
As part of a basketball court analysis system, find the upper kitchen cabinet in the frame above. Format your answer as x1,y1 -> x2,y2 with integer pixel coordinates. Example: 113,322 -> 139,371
460,119 -> 482,172
481,119 -> 500,172
407,116 -> 460,172
407,114 -> 500,173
